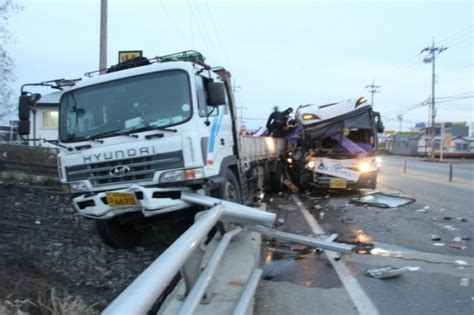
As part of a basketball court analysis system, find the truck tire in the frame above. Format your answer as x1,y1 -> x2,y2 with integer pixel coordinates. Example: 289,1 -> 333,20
95,218 -> 140,249
220,169 -> 242,203
269,161 -> 284,193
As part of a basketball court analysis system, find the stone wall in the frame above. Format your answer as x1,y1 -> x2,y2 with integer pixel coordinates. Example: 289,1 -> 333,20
0,184 -> 166,311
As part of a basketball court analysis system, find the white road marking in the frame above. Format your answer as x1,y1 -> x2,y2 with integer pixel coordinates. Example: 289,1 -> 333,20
292,194 -> 380,315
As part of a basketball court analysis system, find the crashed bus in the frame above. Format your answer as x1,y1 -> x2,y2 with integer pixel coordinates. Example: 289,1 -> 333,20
287,97 -> 384,190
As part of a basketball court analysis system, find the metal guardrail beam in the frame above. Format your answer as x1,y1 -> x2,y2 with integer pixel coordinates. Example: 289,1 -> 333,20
102,205 -> 224,315
179,227 -> 243,315
233,268 -> 263,315
180,191 -> 276,227
248,225 -> 353,254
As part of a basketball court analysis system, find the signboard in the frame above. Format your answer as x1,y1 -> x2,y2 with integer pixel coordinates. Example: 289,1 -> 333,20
314,158 -> 360,182
443,133 -> 452,149
118,50 -> 143,63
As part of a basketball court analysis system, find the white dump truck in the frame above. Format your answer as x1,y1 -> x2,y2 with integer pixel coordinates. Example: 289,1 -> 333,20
288,97 -> 384,190
18,51 -> 286,248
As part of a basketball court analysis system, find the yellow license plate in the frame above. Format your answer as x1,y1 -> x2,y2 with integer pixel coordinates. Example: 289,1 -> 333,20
106,192 -> 138,207
329,178 -> 347,189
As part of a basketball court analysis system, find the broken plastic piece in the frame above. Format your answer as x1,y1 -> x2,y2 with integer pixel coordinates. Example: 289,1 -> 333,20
449,243 -> 466,250
365,266 -> 408,279
455,260 -> 468,266
431,235 -> 441,241
433,243 -> 445,247
350,192 -> 415,208
460,278 -> 470,287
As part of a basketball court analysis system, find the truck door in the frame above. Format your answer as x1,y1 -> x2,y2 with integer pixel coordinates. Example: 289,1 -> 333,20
196,75 -> 234,176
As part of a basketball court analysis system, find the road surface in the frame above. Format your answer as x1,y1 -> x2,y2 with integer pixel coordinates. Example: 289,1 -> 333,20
256,155 -> 474,315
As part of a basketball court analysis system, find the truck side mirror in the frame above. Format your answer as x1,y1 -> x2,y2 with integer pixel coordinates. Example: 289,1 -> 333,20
18,120 -> 30,136
206,82 -> 226,106
18,93 -> 41,120
19,95 -> 32,120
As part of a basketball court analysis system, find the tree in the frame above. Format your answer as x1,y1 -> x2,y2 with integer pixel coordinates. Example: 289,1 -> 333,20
0,0 -> 21,121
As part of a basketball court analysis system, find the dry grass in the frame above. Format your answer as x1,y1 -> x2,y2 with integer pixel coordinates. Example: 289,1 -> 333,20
1,288 -> 100,315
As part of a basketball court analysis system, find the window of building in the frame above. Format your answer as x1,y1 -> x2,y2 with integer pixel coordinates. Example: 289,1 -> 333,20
42,111 -> 59,128
455,143 -> 468,151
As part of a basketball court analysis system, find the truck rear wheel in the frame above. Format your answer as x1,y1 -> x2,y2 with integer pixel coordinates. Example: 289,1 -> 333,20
269,162 -> 284,193
95,218 -> 140,249
220,169 -> 242,203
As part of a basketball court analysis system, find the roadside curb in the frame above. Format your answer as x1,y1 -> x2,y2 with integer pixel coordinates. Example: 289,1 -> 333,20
158,229 -> 261,315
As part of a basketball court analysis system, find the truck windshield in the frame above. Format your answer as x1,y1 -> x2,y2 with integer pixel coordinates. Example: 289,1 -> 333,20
59,70 -> 191,142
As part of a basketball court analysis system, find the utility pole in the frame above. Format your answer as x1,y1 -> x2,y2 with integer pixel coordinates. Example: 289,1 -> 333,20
397,114 -> 403,133
365,79 -> 381,108
421,38 -> 447,159
99,0 -> 108,72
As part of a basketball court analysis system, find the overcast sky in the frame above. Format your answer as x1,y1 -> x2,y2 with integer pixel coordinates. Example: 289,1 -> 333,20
6,0 -> 474,131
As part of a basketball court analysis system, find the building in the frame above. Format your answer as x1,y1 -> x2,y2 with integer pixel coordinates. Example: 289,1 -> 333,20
30,92 -> 60,146
387,121 -> 474,158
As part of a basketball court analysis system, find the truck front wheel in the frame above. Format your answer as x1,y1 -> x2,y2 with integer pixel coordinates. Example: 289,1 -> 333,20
95,218 -> 140,249
220,169 -> 242,203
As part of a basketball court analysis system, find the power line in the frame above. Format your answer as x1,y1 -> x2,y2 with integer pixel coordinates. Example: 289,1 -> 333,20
192,0 -> 223,65
204,0 -> 232,69
159,0 -> 189,46
438,24 -> 473,46
186,0 -> 216,63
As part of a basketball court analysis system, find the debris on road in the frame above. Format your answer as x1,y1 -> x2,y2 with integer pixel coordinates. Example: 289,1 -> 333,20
433,243 -> 445,247
443,216 -> 452,220
455,260 -> 469,266
283,179 -> 299,193
350,192 -> 416,208
460,278 -> 470,287
458,217 -> 467,222
416,206 -> 430,213
449,243 -> 467,250
354,242 -> 375,254
365,266 -> 411,279
461,236 -> 471,241
431,235 -> 441,241
453,236 -> 462,242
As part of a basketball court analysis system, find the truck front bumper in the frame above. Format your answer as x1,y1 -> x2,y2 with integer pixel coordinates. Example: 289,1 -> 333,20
72,185 -> 192,219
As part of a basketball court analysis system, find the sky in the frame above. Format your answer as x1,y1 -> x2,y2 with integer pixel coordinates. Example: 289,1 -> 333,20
5,0 -> 474,131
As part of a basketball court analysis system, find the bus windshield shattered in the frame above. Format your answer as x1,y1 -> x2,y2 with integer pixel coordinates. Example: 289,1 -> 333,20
59,70 -> 191,142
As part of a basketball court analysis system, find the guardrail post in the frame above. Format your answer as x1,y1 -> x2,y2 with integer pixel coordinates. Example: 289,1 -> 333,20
403,160 -> 407,174
449,164 -> 453,182
181,240 -> 206,297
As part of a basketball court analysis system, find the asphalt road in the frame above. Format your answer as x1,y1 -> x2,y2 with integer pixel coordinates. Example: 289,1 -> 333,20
257,155 -> 474,315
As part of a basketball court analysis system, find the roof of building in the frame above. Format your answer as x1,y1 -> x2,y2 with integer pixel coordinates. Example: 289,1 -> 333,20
36,91 -> 61,106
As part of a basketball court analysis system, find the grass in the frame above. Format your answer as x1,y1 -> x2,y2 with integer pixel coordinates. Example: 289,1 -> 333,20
1,288 -> 100,315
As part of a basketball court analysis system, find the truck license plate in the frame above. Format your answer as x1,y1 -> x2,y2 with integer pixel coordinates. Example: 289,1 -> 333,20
106,192 -> 138,207
329,178 -> 347,189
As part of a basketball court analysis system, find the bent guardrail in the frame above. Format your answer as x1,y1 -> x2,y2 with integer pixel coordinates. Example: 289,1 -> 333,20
103,192 -> 352,315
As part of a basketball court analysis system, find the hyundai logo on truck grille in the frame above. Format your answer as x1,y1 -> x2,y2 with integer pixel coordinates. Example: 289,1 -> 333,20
109,165 -> 130,177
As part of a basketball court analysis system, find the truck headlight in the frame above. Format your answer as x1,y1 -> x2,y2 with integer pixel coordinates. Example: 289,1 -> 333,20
306,160 -> 315,169
357,161 -> 371,173
159,168 -> 204,183
69,182 -> 88,193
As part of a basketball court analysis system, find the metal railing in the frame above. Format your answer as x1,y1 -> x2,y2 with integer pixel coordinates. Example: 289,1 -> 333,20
103,192 -> 352,315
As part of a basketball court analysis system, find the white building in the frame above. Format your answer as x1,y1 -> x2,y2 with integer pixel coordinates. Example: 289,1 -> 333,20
30,92 -> 60,146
